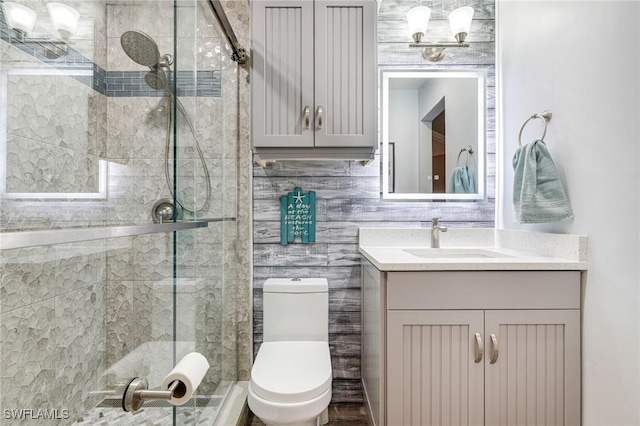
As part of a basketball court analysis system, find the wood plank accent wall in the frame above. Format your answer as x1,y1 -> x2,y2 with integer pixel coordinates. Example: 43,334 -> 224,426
253,0 -> 495,403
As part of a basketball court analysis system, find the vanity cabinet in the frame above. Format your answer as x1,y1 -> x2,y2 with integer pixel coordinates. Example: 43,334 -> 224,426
386,310 -> 485,425
362,265 -> 581,426
251,0 -> 377,160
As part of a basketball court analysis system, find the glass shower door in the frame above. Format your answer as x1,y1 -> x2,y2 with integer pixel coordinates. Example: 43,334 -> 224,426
0,0 -> 237,423
173,0 -> 239,422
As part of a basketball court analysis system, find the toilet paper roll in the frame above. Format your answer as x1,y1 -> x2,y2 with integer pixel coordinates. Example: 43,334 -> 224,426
161,352 -> 210,406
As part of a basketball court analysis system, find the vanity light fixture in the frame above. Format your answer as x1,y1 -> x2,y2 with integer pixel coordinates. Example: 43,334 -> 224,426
407,5 -> 474,62
1,1 -> 80,59
1,2 -> 38,41
47,2 -> 80,40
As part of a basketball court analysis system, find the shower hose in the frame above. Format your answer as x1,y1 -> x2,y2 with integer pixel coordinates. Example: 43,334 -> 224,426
163,94 -> 212,217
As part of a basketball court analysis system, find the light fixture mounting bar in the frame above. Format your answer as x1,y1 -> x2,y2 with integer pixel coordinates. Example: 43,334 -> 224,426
409,42 -> 470,48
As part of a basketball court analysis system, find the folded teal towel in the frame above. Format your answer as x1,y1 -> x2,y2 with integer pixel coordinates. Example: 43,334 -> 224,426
449,166 -> 476,194
513,140 -> 573,223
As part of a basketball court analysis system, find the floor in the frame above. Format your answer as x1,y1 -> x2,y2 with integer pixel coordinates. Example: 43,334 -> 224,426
248,403 -> 368,425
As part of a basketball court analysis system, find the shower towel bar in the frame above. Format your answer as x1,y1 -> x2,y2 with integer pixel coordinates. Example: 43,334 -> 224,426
518,110 -> 552,146
0,219 -> 235,251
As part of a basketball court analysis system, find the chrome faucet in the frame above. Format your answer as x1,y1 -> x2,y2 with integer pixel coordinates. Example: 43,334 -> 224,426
431,217 -> 448,248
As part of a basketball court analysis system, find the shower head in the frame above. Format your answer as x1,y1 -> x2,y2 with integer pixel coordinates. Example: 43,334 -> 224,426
120,30 -> 161,67
145,68 -> 169,91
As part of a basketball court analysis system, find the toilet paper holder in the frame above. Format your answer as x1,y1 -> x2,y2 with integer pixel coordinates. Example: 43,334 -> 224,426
122,378 -> 186,412
123,352 -> 210,412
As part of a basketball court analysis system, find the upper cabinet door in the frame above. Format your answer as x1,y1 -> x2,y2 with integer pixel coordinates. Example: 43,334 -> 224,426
252,0 -> 315,147
314,0 -> 376,148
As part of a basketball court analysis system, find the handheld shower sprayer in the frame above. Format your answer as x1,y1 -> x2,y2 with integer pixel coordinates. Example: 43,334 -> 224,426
120,30 -> 173,92
120,30 -> 173,68
120,30 -> 212,218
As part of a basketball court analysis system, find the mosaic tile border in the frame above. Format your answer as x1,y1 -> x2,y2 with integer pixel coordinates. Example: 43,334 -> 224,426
105,70 -> 221,98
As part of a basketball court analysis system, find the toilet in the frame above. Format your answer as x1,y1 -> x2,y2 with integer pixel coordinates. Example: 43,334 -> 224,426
248,278 -> 332,426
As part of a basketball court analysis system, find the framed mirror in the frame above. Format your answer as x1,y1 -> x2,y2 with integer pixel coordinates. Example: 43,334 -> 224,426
381,69 -> 486,201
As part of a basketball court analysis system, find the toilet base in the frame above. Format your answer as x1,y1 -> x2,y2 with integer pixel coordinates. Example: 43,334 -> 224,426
248,383 -> 331,426
319,407 -> 329,425
260,408 -> 328,426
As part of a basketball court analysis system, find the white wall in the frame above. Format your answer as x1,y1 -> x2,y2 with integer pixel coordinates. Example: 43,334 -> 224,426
389,90 -> 420,193
498,1 -> 640,425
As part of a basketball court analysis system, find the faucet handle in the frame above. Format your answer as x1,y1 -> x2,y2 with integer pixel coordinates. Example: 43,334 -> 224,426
432,217 -> 447,232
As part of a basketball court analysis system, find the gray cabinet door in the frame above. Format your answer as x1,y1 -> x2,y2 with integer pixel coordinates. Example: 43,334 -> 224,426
387,310 -> 485,426
314,0 -> 376,148
251,0 -> 314,147
252,0 -> 376,150
484,310 -> 581,426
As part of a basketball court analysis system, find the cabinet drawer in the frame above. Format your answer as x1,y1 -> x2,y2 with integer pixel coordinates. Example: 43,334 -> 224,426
387,271 -> 580,310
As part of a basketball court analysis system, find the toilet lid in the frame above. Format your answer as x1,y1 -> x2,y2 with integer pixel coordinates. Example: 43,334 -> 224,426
250,341 -> 332,404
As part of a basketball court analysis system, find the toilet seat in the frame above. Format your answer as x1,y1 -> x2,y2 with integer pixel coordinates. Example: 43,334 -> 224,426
250,341 -> 332,404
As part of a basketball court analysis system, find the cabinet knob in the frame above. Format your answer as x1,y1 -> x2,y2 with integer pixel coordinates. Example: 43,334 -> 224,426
474,332 -> 483,363
490,333 -> 499,364
303,106 -> 310,130
317,106 -> 323,129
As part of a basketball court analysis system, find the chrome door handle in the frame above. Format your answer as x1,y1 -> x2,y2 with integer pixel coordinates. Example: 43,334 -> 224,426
317,106 -> 323,129
490,333 -> 499,364
474,333 -> 483,363
303,106 -> 310,129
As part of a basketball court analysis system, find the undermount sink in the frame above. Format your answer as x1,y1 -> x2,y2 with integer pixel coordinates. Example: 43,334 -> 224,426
402,248 -> 514,259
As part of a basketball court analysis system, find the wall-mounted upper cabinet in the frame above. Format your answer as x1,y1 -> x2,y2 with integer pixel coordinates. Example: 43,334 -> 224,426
251,0 -> 377,161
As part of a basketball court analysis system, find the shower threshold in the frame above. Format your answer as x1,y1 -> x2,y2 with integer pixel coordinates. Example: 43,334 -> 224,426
73,395 -> 226,425
98,395 -> 225,408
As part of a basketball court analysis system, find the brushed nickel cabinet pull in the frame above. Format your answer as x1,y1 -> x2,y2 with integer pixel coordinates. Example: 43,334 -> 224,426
490,333 -> 499,364
303,106 -> 310,129
474,332 -> 483,363
317,106 -> 323,129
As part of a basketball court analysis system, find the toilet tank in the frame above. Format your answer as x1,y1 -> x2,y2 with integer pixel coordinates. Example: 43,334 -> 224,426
263,278 -> 328,342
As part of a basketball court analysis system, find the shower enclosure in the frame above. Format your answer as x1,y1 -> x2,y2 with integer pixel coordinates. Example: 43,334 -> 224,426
0,0 -> 240,424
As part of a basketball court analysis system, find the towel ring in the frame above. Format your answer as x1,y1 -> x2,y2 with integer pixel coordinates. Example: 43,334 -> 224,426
518,110 -> 552,146
456,146 -> 474,167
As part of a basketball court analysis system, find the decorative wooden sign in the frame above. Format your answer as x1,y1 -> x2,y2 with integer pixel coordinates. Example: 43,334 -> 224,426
280,187 -> 316,245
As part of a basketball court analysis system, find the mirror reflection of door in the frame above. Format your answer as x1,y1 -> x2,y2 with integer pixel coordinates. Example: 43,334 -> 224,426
419,96 -> 445,194
431,111 -> 446,193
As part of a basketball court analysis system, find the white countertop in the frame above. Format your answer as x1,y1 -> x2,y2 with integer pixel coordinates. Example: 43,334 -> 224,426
358,228 -> 588,271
